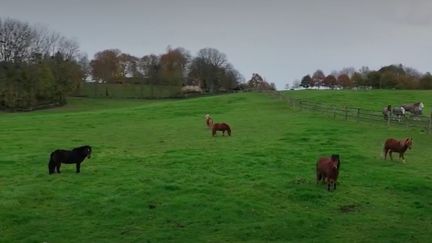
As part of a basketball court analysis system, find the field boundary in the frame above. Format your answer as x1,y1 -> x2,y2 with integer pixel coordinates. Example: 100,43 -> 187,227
269,91 -> 432,134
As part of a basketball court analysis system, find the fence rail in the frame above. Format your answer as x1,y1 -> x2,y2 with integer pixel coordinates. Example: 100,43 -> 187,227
269,91 -> 432,134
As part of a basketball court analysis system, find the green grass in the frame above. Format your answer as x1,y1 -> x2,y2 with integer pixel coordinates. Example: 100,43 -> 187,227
1,92 -> 431,242
283,89 -> 432,112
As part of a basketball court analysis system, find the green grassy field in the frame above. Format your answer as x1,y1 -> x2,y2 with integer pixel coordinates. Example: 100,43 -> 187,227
283,90 -> 432,112
1,92 -> 431,242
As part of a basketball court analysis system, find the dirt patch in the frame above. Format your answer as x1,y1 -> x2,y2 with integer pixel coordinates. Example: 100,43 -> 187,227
339,204 -> 360,213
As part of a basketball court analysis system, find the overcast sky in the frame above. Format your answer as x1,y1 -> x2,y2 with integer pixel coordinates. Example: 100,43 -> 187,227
1,0 -> 431,89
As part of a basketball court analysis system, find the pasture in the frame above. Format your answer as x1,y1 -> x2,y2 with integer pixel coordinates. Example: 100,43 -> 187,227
0,92 -> 431,242
283,89 -> 432,111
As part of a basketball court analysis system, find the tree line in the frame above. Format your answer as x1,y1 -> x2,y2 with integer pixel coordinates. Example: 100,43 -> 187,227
0,17 -> 86,110
296,65 -> 432,90
1,17 -> 270,110
89,47 -> 245,93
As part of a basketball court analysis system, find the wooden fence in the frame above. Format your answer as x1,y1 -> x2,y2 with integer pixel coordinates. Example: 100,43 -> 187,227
269,91 -> 432,134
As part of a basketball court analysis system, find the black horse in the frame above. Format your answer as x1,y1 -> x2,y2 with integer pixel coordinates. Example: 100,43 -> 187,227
48,145 -> 92,174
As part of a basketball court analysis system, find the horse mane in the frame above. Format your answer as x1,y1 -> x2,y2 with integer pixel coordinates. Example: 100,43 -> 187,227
72,145 -> 92,152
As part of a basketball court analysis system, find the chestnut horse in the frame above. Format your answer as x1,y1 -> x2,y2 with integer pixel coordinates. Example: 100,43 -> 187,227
212,123 -> 231,136
384,138 -> 412,162
205,114 -> 214,129
316,154 -> 341,191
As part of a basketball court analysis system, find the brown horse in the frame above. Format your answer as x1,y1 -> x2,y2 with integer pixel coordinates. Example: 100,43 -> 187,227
212,123 -> 231,136
384,138 -> 413,162
316,154 -> 340,191
205,114 -> 214,129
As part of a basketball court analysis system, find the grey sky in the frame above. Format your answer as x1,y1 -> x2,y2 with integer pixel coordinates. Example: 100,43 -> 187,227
1,0 -> 431,89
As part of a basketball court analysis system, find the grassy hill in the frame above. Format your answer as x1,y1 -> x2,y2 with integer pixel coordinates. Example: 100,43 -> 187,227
1,92 -> 431,242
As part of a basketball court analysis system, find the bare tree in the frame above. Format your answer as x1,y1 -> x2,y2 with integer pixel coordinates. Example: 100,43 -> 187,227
188,48 -> 240,92
0,18 -> 35,62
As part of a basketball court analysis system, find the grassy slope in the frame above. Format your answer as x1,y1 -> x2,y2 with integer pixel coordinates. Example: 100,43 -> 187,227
283,90 -> 432,112
0,92 -> 431,242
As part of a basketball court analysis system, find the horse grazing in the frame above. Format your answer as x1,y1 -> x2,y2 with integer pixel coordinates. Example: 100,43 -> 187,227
402,102 -> 424,116
384,138 -> 412,162
212,123 -> 231,136
205,114 -> 214,129
383,105 -> 405,122
316,154 -> 341,191
48,145 -> 92,174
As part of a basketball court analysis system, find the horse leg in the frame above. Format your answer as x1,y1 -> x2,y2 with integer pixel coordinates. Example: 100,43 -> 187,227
48,161 -> 55,174
400,153 -> 406,163
56,163 -> 61,173
384,148 -> 388,160
76,163 -> 81,173
389,151 -> 393,160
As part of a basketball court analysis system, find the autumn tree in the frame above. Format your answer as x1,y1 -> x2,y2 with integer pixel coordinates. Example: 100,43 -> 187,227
337,74 -> 352,88
159,47 -> 190,86
247,73 -> 274,90
323,75 -> 337,88
90,49 -> 122,83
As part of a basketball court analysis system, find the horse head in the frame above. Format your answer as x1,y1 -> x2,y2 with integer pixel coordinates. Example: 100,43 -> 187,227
404,138 -> 413,150
331,154 -> 340,169
419,102 -> 424,111
83,145 -> 92,158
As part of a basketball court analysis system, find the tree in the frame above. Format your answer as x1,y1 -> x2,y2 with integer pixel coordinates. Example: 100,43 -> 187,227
339,67 -> 356,78
300,75 -> 312,88
139,54 -> 160,84
0,18 -> 35,62
323,75 -> 337,88
90,49 -> 122,83
312,70 -> 325,87
351,72 -> 364,87
366,71 -> 381,88
159,47 -> 190,86
0,17 -> 86,110
337,74 -> 352,88
188,48 -> 240,92
246,73 -> 274,90
419,72 -> 432,89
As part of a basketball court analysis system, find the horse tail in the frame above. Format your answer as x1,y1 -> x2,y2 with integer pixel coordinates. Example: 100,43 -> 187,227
48,152 -> 56,174
227,125 -> 231,136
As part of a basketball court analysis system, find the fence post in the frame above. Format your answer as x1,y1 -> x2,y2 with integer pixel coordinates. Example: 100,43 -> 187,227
429,111 -> 432,134
387,110 -> 391,127
345,106 -> 348,120
299,101 -> 302,111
